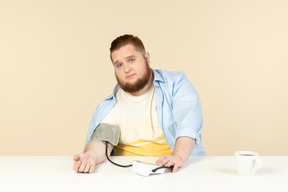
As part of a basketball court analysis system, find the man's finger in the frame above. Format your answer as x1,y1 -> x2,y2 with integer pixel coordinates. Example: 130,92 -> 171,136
172,165 -> 179,173
73,154 -> 80,161
73,161 -> 81,172
155,158 -> 162,165
78,160 -> 87,172
89,163 -> 95,173
156,156 -> 168,166
156,155 -> 166,164
165,161 -> 174,168
84,162 -> 91,173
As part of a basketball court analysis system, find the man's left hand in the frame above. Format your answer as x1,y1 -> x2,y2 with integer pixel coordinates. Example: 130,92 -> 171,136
156,155 -> 184,173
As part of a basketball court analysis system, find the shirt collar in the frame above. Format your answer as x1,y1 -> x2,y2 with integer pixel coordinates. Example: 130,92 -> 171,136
106,84 -> 120,100
153,69 -> 165,86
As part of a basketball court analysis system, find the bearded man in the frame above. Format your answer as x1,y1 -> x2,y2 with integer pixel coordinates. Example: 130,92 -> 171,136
73,34 -> 206,173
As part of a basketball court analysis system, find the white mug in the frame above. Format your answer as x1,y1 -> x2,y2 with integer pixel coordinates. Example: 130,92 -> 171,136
235,151 -> 262,176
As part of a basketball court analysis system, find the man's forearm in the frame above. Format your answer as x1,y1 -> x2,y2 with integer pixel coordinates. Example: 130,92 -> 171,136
84,141 -> 111,165
173,137 -> 195,162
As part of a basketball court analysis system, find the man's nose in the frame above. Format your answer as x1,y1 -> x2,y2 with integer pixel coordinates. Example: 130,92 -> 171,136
124,63 -> 131,73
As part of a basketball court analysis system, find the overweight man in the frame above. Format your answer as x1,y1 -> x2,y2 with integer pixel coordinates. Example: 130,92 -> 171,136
73,34 -> 206,173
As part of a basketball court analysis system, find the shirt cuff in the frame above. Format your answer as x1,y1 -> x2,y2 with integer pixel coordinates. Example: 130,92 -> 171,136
175,127 -> 202,144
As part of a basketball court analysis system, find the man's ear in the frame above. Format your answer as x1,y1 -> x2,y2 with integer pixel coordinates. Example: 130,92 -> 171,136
145,52 -> 150,65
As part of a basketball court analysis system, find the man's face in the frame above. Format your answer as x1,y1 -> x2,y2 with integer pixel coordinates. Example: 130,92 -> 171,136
111,44 -> 152,94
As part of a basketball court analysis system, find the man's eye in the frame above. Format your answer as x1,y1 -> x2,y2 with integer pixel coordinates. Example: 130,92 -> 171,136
117,63 -> 122,68
129,59 -> 135,63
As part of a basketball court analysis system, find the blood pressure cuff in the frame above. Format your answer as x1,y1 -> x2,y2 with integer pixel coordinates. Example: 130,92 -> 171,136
89,123 -> 120,152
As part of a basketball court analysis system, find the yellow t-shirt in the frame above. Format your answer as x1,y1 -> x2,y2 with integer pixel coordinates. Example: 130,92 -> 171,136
101,85 -> 172,156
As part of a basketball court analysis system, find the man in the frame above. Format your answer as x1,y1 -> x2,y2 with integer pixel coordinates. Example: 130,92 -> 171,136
73,34 -> 205,174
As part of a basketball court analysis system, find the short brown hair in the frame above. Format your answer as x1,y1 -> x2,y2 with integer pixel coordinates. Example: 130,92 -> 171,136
110,34 -> 146,60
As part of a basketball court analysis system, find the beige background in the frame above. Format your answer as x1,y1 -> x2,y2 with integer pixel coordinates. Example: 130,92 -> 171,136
1,0 -> 287,156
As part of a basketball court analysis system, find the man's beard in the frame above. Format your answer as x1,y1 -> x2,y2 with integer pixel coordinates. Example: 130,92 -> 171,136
116,62 -> 152,94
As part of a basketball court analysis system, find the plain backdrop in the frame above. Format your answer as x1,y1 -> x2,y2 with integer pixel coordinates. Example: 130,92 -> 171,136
1,0 -> 288,155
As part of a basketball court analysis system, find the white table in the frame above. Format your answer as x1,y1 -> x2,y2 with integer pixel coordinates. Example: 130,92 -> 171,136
0,156 -> 287,192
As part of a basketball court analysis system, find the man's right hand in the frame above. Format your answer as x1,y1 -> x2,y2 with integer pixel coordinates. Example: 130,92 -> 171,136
73,153 -> 96,173
73,141 -> 109,173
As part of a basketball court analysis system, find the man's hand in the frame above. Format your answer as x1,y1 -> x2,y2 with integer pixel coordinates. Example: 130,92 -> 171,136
73,141 -> 110,173
73,153 -> 96,173
156,137 -> 196,173
156,155 -> 185,172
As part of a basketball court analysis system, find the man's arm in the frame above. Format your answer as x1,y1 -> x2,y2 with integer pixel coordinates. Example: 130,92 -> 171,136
73,141 -> 111,173
155,72 -> 203,172
156,137 -> 195,172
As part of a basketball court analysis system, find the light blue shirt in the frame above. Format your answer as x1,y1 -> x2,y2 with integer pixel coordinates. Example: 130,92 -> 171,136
85,70 -> 206,156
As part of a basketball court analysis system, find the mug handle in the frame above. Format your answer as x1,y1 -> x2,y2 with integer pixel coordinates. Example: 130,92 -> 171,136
253,158 -> 262,172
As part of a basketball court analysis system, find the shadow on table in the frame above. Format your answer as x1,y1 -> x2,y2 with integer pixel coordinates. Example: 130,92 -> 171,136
183,156 -> 206,168
256,168 -> 278,176
216,167 -> 277,176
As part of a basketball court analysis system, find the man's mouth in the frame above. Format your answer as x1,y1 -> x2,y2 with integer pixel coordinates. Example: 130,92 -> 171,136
126,74 -> 136,79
